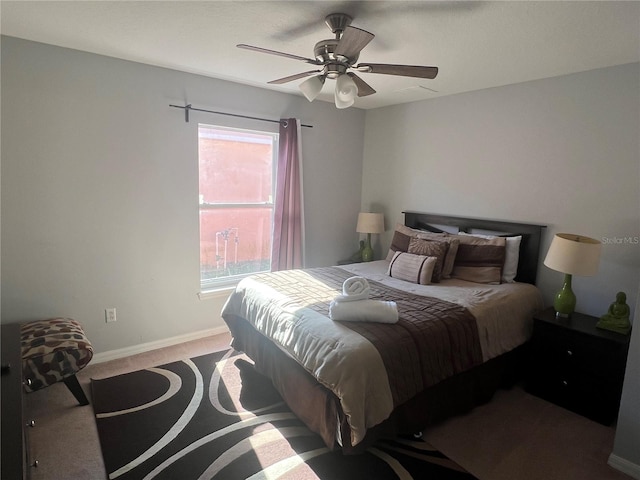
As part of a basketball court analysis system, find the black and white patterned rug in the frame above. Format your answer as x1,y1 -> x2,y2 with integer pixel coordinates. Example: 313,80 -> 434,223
92,349 -> 477,480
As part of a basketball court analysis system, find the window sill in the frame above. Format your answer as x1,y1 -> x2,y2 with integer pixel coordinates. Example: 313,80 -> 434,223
198,285 -> 236,300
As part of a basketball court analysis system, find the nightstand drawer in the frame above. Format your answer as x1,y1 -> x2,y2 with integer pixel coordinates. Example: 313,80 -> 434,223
530,323 -> 625,381
529,369 -> 623,425
525,308 -> 630,425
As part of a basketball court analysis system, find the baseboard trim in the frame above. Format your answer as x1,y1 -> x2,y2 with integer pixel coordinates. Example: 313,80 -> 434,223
91,326 -> 230,364
609,453 -> 640,479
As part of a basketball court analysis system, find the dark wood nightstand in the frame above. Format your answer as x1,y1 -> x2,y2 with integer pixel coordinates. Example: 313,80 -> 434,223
525,307 -> 630,425
2,323 -> 30,479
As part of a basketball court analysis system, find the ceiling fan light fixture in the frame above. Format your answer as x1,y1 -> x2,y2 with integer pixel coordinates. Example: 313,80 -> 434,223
334,74 -> 358,109
238,12 -> 439,108
299,75 -> 325,102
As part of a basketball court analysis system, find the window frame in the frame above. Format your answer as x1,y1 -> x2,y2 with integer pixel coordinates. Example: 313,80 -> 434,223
197,123 -> 278,292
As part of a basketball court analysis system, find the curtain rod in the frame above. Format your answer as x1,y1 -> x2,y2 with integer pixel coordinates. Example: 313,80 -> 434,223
169,104 -> 313,128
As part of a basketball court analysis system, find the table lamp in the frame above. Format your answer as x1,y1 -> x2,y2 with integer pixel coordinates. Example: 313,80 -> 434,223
543,233 -> 602,318
356,213 -> 384,262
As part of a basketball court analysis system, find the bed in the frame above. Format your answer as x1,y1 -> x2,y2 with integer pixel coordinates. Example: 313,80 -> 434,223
221,212 -> 546,454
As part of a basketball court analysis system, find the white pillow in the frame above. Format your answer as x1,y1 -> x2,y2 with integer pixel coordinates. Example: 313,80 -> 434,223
502,236 -> 522,282
458,233 -> 522,283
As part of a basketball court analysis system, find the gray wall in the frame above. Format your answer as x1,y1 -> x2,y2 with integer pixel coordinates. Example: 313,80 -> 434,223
0,36 -> 365,353
362,63 -> 640,317
361,62 -> 640,474
614,287 -> 640,474
3,33 -> 639,474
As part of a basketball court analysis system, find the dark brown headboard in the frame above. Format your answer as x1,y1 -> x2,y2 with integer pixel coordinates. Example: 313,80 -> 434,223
403,211 -> 546,285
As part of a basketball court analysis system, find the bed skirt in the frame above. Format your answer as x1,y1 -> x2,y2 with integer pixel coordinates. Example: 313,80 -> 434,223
224,313 -> 527,454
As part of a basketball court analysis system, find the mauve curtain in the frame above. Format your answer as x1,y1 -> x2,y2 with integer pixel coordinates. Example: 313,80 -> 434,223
271,118 -> 305,271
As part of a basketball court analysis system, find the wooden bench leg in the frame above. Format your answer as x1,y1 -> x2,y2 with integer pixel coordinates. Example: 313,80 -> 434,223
63,375 -> 89,406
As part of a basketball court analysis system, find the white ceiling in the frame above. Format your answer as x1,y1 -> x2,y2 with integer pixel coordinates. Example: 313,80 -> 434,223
1,1 -> 639,109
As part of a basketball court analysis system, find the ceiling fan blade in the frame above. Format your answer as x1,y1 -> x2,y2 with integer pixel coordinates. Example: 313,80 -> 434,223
347,73 -> 376,97
334,26 -> 375,59
268,71 -> 322,85
237,44 -> 322,65
357,63 -> 438,79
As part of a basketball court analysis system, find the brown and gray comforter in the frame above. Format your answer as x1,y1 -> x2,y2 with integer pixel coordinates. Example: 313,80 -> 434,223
222,266 -> 484,447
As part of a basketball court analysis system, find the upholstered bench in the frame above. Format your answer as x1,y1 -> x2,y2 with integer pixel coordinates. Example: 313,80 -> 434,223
20,318 -> 93,405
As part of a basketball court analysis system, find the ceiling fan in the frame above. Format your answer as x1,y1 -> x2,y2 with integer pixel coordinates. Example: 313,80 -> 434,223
237,13 -> 438,109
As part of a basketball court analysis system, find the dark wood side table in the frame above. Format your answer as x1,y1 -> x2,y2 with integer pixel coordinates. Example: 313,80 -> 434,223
525,307 -> 630,425
2,322 -> 39,479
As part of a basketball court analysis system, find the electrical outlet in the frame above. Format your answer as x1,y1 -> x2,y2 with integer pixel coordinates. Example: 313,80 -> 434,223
105,308 -> 117,323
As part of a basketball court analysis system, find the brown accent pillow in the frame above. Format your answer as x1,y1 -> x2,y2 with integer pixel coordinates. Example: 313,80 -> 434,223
388,252 -> 437,285
452,235 -> 506,284
407,237 -> 448,282
386,230 -> 412,261
415,233 -> 459,278
386,223 -> 451,262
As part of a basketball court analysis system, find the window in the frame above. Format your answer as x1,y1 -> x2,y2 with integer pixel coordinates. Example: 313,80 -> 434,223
198,124 -> 278,290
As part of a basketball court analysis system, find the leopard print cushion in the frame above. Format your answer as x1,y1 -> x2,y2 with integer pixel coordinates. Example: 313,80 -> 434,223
21,318 -> 93,393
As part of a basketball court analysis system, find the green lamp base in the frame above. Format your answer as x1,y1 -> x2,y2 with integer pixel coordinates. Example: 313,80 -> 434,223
362,233 -> 374,262
553,273 -> 576,318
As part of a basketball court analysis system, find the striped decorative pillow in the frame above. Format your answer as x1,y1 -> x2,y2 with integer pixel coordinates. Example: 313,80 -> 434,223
458,233 -> 522,283
452,235 -> 506,284
388,252 -> 437,285
406,237 -> 448,282
385,224 -> 459,279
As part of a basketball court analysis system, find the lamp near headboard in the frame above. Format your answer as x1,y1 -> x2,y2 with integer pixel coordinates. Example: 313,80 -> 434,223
544,233 -> 602,318
357,212 -> 384,262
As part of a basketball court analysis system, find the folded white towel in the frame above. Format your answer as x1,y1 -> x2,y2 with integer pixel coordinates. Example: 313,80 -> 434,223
329,299 -> 399,324
334,276 -> 371,303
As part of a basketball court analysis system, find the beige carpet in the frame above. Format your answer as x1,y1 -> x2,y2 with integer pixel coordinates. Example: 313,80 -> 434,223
24,332 -> 631,480
423,386 -> 629,480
